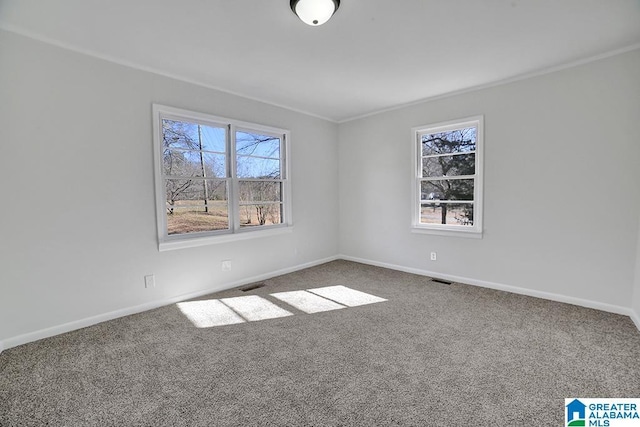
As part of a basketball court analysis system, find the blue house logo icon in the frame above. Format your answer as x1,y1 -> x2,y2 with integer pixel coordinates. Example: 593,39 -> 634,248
566,399 -> 586,426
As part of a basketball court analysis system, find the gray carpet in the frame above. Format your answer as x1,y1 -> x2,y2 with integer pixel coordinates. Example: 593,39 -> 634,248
1,260 -> 639,426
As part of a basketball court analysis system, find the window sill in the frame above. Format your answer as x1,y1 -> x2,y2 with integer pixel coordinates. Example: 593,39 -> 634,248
159,226 -> 293,251
411,226 -> 483,239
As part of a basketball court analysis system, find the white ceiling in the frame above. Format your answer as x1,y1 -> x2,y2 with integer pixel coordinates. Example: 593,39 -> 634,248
1,0 -> 639,122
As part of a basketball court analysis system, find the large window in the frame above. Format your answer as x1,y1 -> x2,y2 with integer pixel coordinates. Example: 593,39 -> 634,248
153,105 -> 291,250
412,116 -> 483,237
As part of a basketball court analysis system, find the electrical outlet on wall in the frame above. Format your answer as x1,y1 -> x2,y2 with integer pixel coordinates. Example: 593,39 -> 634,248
221,260 -> 232,271
430,252 -> 437,261
144,274 -> 156,288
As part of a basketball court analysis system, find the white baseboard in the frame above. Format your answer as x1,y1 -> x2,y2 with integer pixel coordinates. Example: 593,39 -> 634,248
631,309 -> 640,332
339,254 -> 637,320
0,255 -> 338,353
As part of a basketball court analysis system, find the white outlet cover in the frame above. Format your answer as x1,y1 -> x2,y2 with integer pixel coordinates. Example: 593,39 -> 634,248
144,275 -> 155,288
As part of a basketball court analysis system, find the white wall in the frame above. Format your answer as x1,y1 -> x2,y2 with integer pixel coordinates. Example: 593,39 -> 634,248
0,30 -> 339,347
339,49 -> 640,311
633,216 -> 640,327
1,29 -> 639,351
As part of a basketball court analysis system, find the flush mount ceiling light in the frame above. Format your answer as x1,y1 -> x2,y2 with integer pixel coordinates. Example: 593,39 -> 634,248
290,0 -> 340,26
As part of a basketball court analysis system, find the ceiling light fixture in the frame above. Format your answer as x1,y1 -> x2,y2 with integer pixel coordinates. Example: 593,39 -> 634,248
290,0 -> 340,26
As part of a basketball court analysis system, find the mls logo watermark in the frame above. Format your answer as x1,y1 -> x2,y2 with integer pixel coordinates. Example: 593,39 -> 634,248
565,398 -> 640,426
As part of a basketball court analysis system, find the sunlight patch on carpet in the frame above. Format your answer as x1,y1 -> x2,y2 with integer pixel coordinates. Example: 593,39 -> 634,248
307,285 -> 387,307
177,286 -> 386,328
270,290 -> 346,314
177,300 -> 246,328
220,295 -> 293,321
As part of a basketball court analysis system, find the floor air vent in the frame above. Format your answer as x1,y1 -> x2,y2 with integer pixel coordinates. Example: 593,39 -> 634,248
431,278 -> 452,285
240,283 -> 266,292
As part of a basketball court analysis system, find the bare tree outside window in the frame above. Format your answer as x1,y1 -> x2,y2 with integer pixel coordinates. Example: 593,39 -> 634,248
162,119 -> 228,234
153,105 -> 291,247
236,131 -> 284,227
420,127 -> 476,225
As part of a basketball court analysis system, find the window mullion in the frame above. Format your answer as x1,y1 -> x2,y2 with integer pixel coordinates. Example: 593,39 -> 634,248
281,133 -> 289,224
236,178 -> 283,183
420,174 -> 476,181
163,175 -> 225,180
421,150 -> 476,159
228,124 -> 239,233
239,201 -> 281,206
167,147 -> 227,156
420,200 -> 475,204
237,153 -> 281,161
417,146 -> 423,179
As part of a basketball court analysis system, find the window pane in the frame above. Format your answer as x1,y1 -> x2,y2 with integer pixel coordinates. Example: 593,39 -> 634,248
166,179 -> 229,235
237,156 -> 281,179
201,153 -> 227,178
163,120 -> 226,153
420,203 -> 474,226
199,125 -> 226,153
422,153 -> 475,177
162,119 -> 198,151
421,127 -> 476,156
164,150 -> 226,178
239,204 -> 283,227
421,179 -> 474,201
236,131 -> 280,158
238,181 -> 282,203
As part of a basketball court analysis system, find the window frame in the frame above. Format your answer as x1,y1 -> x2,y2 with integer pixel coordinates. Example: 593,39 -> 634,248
152,104 -> 292,251
411,115 -> 484,238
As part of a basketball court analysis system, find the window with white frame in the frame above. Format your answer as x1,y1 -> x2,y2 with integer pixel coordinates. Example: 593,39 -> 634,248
153,105 -> 291,250
412,116 -> 483,236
